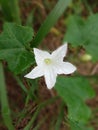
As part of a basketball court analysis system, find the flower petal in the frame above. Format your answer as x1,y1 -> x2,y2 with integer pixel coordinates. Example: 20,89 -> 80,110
56,62 -> 76,75
44,67 -> 57,89
34,48 -> 51,66
51,42 -> 68,62
24,66 -> 44,79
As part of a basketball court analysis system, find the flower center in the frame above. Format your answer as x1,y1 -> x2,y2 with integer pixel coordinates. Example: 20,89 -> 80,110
44,58 -> 52,65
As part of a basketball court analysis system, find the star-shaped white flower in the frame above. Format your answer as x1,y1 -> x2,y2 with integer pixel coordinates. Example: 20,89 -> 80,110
24,43 -> 76,89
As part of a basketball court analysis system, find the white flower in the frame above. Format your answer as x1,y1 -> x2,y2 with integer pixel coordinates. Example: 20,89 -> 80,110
24,43 -> 76,89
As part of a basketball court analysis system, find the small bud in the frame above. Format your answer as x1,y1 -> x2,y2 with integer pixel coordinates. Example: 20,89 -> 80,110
81,54 -> 92,62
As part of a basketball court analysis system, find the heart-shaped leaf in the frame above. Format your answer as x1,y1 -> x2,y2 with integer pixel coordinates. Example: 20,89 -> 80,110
0,23 -> 34,74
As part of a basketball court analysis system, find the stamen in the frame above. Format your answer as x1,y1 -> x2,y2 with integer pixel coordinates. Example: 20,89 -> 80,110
44,58 -> 52,65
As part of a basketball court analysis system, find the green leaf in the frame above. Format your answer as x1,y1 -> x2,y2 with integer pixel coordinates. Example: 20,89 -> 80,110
63,15 -> 85,46
83,14 -> 98,61
55,77 -> 95,124
0,23 -> 34,74
0,62 -> 15,130
64,14 -> 98,61
68,118 -> 94,130
31,0 -> 72,47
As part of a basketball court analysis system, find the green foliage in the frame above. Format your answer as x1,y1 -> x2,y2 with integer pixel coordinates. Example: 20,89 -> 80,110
0,23 -> 34,74
0,63 -> 15,130
24,97 -> 58,130
64,15 -> 85,46
55,102 -> 65,130
32,0 -> 72,47
26,10 -> 34,27
68,118 -> 94,130
0,0 -> 97,129
64,14 -> 98,61
33,116 -> 47,130
55,77 -> 95,124
0,0 -> 21,24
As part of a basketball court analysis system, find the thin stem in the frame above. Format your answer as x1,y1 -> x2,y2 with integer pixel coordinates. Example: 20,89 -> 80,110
0,62 -> 15,130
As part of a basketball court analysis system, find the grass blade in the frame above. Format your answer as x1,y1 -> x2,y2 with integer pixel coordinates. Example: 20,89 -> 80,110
0,62 -> 15,130
24,97 -> 58,130
55,102 -> 65,130
33,116 -> 47,130
15,76 -> 28,94
0,0 -> 21,24
26,10 -> 34,27
31,0 -> 72,47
